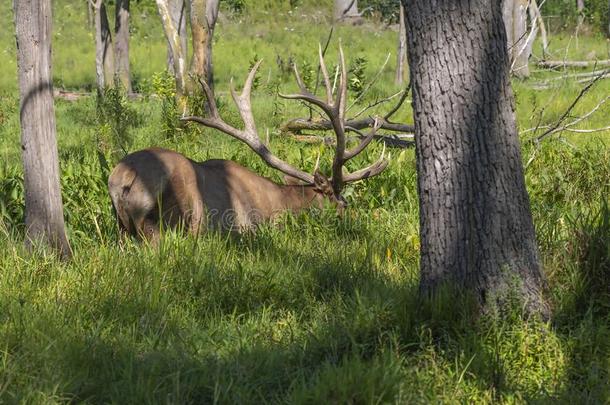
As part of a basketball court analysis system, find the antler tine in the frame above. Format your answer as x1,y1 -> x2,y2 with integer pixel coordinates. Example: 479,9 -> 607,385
337,45 -> 347,120
230,60 -> 263,135
314,151 -> 321,172
279,67 -> 334,116
182,61 -> 315,185
318,43 -> 333,104
344,117 -> 382,161
343,143 -> 388,183
197,76 -> 219,119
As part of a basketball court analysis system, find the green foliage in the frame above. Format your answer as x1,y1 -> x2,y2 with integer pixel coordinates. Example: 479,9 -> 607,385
248,54 -> 262,91
221,0 -> 247,14
359,0 -> 401,22
95,85 -> 141,157
542,0 -> 610,33
151,70 -> 181,140
0,165 -> 24,229
348,56 -> 368,99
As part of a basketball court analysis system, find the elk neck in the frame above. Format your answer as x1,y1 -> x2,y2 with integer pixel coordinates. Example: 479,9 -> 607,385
279,183 -> 324,211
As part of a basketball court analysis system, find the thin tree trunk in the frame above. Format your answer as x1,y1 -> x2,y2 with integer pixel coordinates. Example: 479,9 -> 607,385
94,0 -> 115,89
530,0 -> 548,56
166,0 -> 187,77
87,0 -> 93,28
576,0 -> 585,28
395,3 -> 407,85
13,0 -> 71,258
114,0 -> 131,93
511,0 -> 530,78
205,0 -> 219,88
334,0 -> 360,22
156,0 -> 187,98
402,0 -> 548,317
189,0 -> 219,92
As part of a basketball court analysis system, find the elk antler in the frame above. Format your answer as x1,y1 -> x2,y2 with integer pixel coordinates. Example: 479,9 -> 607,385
181,61 -> 315,184
279,45 -> 388,196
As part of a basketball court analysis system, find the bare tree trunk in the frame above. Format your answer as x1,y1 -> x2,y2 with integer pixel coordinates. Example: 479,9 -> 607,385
156,0 -> 187,98
13,0 -> 71,258
205,0 -> 219,88
114,0 -> 131,93
512,0 -> 530,78
166,0 -> 188,77
504,0 -> 532,78
395,3 -> 407,85
334,0 -> 360,22
402,0 -> 548,317
94,0 -> 115,89
87,0 -> 93,28
189,0 -> 219,92
576,0 -> 585,28
530,0 -> 548,56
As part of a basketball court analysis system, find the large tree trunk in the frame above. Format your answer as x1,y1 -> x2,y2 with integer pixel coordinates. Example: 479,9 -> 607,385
189,0 -> 219,91
402,0 -> 548,317
13,0 -> 71,258
156,0 -> 187,98
166,0 -> 188,77
114,0 -> 131,93
334,0 -> 360,22
94,0 -> 115,89
395,3 -> 407,85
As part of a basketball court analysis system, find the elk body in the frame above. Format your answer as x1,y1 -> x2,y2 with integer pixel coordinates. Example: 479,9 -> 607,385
108,148 -> 338,239
108,48 -> 387,240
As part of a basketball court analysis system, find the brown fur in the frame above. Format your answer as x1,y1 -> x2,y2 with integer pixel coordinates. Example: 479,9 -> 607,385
108,147 -> 338,241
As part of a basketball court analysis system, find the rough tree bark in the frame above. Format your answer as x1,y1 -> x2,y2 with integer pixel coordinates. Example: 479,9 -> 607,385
402,0 -> 548,316
166,0 -> 188,77
114,0 -> 131,92
13,0 -> 71,258
94,0 -> 115,89
156,0 -> 188,98
395,3 -> 407,85
189,0 -> 219,90
334,0 -> 360,22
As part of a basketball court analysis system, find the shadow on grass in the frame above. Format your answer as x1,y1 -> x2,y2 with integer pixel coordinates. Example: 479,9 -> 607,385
551,200 -> 610,403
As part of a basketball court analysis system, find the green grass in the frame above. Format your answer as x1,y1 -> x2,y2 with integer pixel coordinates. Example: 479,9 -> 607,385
1,1 -> 609,403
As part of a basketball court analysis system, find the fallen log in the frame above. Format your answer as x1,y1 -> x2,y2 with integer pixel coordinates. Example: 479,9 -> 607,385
293,133 -> 415,149
536,59 -> 610,69
279,117 -> 415,136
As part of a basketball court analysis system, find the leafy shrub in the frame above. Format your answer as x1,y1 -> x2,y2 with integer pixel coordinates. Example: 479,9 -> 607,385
348,56 -> 368,99
151,70 -> 181,140
96,84 -> 141,156
0,165 -> 24,229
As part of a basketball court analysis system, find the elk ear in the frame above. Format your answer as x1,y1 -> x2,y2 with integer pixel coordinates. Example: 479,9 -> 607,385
284,175 -> 306,186
313,170 -> 332,194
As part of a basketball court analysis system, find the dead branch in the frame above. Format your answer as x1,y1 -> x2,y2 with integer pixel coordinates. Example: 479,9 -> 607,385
526,70 -> 609,144
352,90 -> 406,119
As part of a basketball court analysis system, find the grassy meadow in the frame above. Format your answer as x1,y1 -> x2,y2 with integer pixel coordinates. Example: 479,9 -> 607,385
0,1 -> 609,403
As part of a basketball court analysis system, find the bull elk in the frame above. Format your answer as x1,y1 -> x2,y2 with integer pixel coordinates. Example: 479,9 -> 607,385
108,47 -> 388,241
